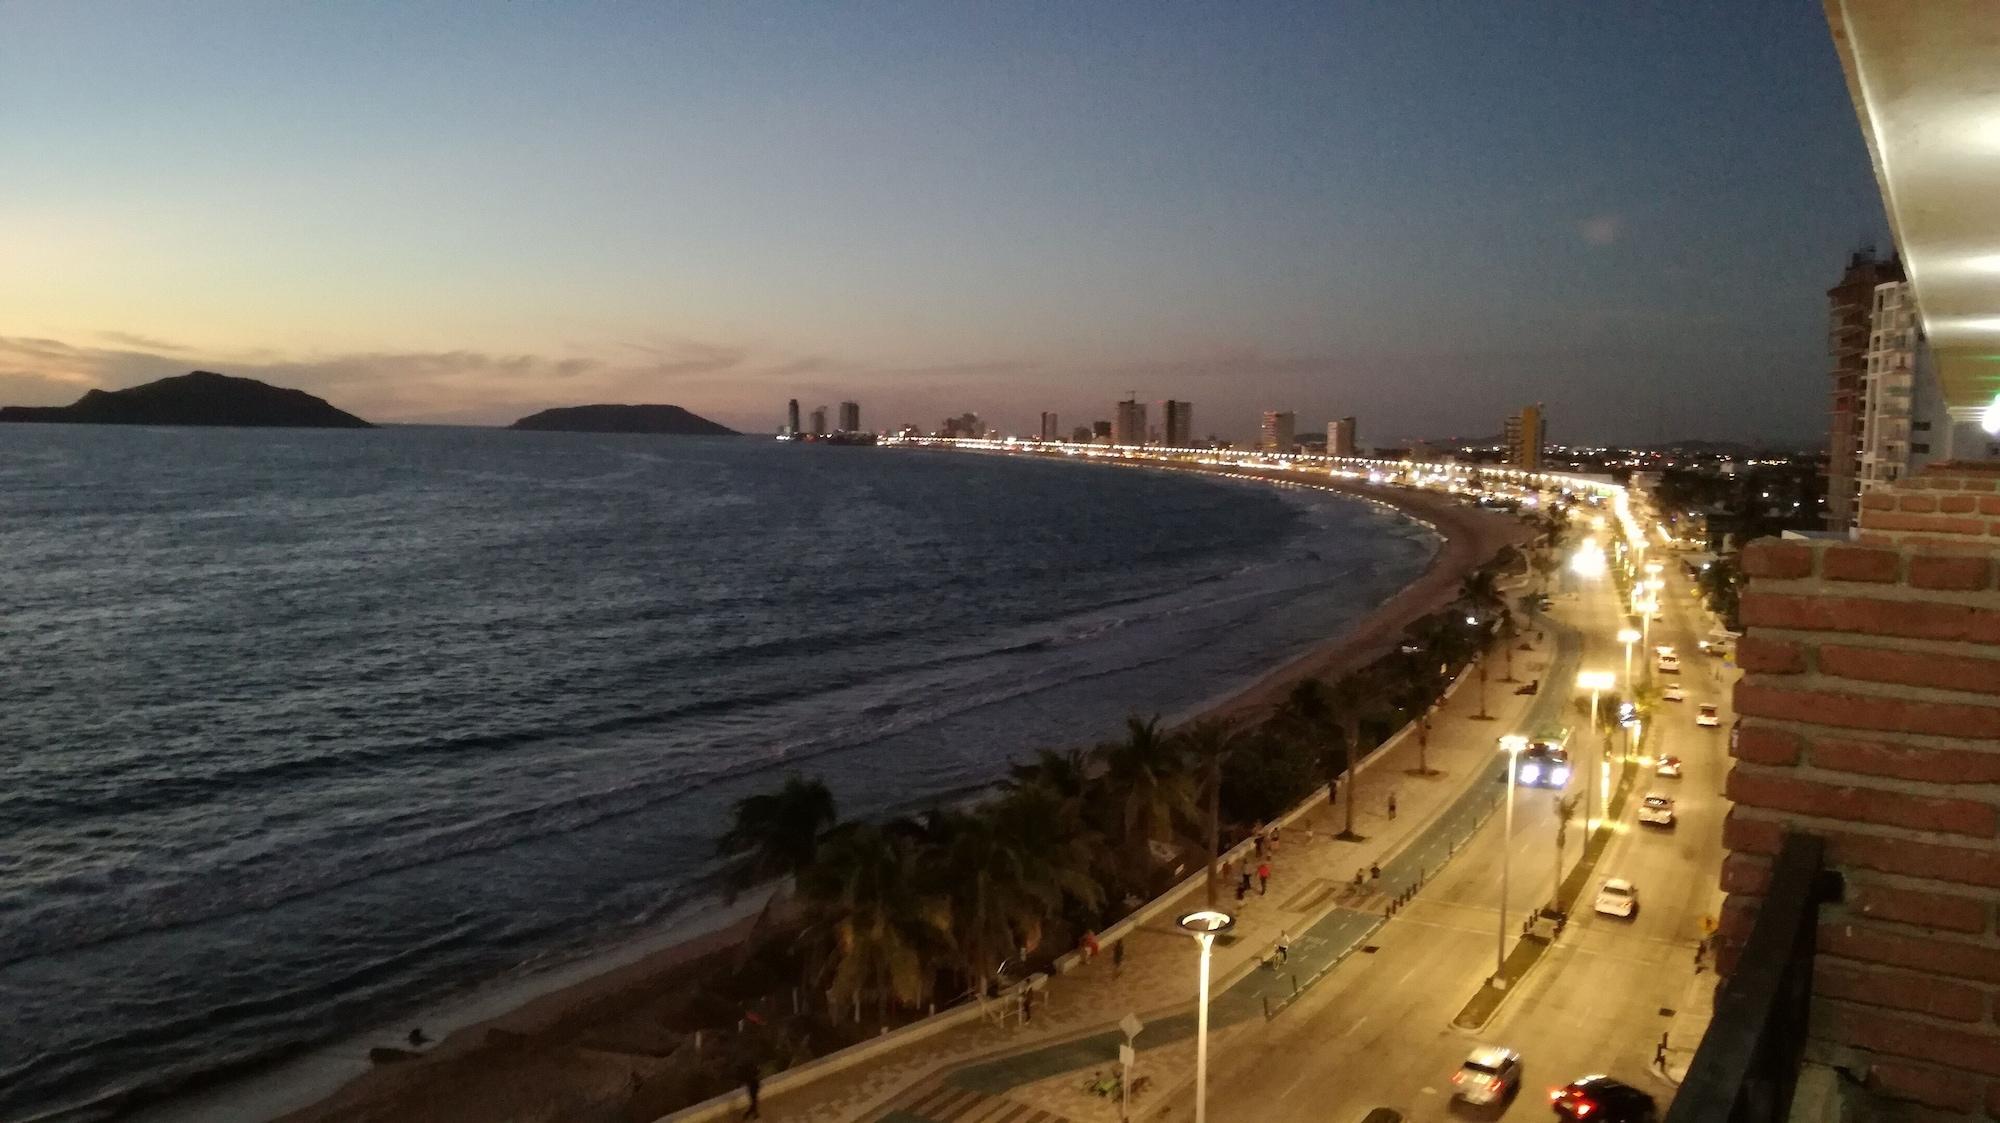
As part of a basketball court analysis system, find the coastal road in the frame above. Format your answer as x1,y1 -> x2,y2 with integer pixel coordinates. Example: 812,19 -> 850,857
1195,560 -> 1734,1122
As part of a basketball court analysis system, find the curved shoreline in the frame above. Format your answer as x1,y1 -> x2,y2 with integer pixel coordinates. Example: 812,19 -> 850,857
238,456 -> 1528,1123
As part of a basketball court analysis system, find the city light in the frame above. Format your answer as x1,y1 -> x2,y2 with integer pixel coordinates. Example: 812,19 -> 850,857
1570,540 -> 1607,578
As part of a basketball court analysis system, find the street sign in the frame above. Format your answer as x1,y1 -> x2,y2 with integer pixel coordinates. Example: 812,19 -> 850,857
1119,1013 -> 1144,1040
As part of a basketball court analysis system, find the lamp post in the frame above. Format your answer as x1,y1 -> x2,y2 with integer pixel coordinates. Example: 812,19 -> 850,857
1497,735 -> 1527,986
1617,627 -> 1640,696
1177,909 -> 1235,1123
1576,671 -> 1615,839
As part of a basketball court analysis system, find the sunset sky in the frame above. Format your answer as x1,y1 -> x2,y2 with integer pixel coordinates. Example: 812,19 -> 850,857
3,1 -> 1884,442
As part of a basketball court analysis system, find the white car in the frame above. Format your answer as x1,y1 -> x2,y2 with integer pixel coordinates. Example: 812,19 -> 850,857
1657,651 -> 1681,673
1697,704 -> 1721,728
1451,1045 -> 1522,1106
1655,755 -> 1683,778
1594,878 -> 1638,918
1638,794 -> 1676,827
1662,684 -> 1686,703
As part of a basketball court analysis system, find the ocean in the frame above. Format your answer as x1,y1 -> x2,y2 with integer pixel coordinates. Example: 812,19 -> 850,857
0,426 -> 1435,1120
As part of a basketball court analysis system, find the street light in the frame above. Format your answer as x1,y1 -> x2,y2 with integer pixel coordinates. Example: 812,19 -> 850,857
1496,735 -> 1527,987
1617,627 -> 1641,694
1576,671 -> 1615,839
1177,909 -> 1235,1123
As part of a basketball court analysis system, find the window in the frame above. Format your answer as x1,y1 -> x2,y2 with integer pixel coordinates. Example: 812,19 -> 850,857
1914,421 -> 1930,432
1912,443 -> 1930,454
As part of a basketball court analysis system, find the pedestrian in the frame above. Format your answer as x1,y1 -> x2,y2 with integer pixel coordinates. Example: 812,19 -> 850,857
1254,831 -> 1266,859
1257,861 -> 1271,895
1020,986 -> 1034,1024
1239,868 -> 1253,896
1276,929 -> 1290,965
1387,793 -> 1397,820
1654,1033 -> 1669,1068
1082,929 -> 1100,961
742,1065 -> 762,1120
1369,862 -> 1380,881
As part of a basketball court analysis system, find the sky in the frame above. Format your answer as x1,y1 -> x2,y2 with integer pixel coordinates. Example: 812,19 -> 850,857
1,1 -> 1888,444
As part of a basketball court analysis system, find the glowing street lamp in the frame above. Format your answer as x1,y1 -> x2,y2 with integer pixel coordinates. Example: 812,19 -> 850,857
1496,735 -> 1528,986
1177,909 -> 1235,1123
1576,671 -> 1615,838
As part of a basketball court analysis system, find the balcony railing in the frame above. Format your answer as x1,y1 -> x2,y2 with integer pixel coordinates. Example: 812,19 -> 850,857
1666,833 -> 1842,1122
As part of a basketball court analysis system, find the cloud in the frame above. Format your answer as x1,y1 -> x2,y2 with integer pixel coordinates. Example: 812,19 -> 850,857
1578,214 -> 1624,246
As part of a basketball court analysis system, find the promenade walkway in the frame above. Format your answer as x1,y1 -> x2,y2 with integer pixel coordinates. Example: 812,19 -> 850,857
740,604 -> 1579,1123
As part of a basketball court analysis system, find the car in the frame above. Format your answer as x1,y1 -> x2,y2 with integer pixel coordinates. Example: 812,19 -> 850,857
1655,756 -> 1682,778
1656,651 -> 1680,673
1550,1075 -> 1658,1121
1696,704 -> 1720,728
1451,1045 -> 1522,1106
1661,684 -> 1686,703
1594,878 -> 1638,918
1638,794 -> 1676,827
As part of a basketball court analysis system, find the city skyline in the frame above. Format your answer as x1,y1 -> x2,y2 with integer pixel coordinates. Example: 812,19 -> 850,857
5,3 -> 1885,443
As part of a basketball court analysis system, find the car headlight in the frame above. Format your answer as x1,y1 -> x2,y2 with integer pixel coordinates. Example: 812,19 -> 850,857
1550,767 -> 1570,785
1520,764 -> 1540,783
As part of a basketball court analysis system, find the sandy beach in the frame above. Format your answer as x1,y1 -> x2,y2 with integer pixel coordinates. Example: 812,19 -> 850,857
270,461 -> 1529,1123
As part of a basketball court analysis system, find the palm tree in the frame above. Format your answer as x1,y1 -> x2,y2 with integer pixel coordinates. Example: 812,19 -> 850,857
1275,678 -> 1361,836
1530,550 -> 1560,597
797,824 -> 951,1020
717,775 -> 838,901
1095,716 -> 1196,882
1005,747 -> 1092,802
1176,718 -> 1247,906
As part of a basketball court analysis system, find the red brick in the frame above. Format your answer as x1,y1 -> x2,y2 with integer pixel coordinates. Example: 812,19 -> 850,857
1901,493 -> 1942,514
1942,494 -> 1981,514
1825,546 -> 1902,582
1817,962 -> 1986,1022
1729,766 -> 1998,837
1910,554 -> 1994,591
1735,636 -> 1807,674
1982,495 -> 2000,517
1849,883 -> 1992,934
1721,852 -> 1771,895
1722,807 -> 1785,855
1742,539 -> 1813,579
1865,1059 -> 1985,1112
1824,1003 -> 2000,1076
1735,681 -> 2000,741
1737,592 -> 2000,644
1864,492 -> 1898,512
1865,511 -> 1991,536
1826,832 -> 2000,891
1732,724 -> 1804,765
1987,1079 -> 2000,1118
1811,737 -> 2000,785
1818,644 -> 2000,697
1822,924 -> 2000,985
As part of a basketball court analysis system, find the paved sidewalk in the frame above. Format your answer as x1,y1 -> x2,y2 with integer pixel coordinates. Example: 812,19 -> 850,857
741,614 -> 1577,1123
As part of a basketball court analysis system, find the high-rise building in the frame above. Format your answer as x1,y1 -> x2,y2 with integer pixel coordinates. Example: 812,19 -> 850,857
1260,410 -> 1295,453
1858,280 -> 1924,494
838,401 -> 860,433
1327,416 -> 1358,457
1040,412 -> 1061,441
1503,403 -> 1545,470
1112,398 -> 1147,446
786,398 -> 801,436
1091,420 -> 1112,443
1826,249 -> 1904,531
1159,400 -> 1193,447
809,406 -> 828,436
1071,424 -> 1094,444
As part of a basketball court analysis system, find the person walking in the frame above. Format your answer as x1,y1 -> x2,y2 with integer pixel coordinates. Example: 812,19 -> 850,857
742,1065 -> 762,1120
1256,861 -> 1271,895
1387,792 -> 1397,820
1275,929 -> 1290,965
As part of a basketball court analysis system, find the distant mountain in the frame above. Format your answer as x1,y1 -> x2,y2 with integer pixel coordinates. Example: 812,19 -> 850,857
509,404 -> 738,436
0,370 -> 372,428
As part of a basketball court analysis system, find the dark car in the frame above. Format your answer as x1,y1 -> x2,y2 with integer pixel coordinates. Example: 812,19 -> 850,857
1550,1075 -> 1658,1121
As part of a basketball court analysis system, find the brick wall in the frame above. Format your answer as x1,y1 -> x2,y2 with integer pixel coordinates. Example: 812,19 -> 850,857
1721,461 -> 2000,1118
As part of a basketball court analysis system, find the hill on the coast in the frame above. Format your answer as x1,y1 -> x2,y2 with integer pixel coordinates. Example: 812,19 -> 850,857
0,371 -> 373,428
508,404 -> 738,436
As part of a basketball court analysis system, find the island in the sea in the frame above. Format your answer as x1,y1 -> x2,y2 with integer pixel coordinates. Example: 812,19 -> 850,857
0,370 -> 373,428
508,404 -> 738,436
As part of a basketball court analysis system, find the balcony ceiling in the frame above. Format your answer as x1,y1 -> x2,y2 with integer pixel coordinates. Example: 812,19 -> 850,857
1826,0 -> 2000,414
